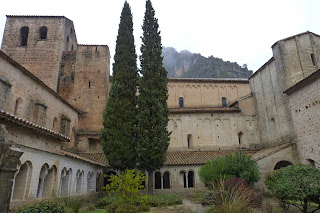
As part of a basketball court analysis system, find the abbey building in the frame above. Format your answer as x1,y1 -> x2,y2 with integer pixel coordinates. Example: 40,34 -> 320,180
0,15 -> 319,210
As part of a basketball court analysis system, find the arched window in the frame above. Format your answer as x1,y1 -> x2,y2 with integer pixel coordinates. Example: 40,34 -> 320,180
87,172 -> 94,193
76,170 -> 84,195
163,172 -> 170,189
187,134 -> 193,149
179,97 -> 184,108
274,161 -> 293,170
37,164 -> 49,198
238,132 -> 243,145
39,26 -> 48,40
12,161 -> 33,200
42,165 -> 57,198
52,117 -> 58,132
188,171 -> 194,188
20,26 -> 29,46
96,172 -> 102,192
307,159 -> 316,167
155,171 -> 161,189
60,168 -> 72,196
222,97 -> 227,107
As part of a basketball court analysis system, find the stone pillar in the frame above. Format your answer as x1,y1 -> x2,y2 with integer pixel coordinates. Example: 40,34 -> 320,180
0,124 -> 23,213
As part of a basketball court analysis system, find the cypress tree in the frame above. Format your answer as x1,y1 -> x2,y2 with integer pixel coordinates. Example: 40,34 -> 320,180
137,0 -> 170,193
101,1 -> 138,171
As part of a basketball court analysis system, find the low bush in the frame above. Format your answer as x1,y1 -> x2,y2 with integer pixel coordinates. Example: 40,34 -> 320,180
95,196 -> 119,209
16,200 -> 69,213
56,196 -> 83,213
147,194 -> 182,207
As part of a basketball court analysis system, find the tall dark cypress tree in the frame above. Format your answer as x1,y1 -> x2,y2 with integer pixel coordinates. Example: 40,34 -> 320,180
137,0 -> 170,193
101,1 -> 138,171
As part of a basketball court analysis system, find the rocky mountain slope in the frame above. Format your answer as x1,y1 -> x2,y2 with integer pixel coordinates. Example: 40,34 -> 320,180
162,47 -> 253,78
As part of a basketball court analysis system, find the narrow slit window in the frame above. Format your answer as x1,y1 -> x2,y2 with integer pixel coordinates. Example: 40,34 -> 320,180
179,97 -> 184,108
39,26 -> 48,40
311,53 -> 316,66
89,81 -> 91,88
20,26 -> 29,46
222,97 -> 227,107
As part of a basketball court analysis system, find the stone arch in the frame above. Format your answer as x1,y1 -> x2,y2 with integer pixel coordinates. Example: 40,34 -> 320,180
14,97 -> 22,116
188,170 -> 195,188
60,168 -> 72,196
52,117 -> 58,132
238,132 -> 244,145
163,171 -> 170,189
37,164 -> 49,198
42,165 -> 57,197
179,170 -> 187,188
76,170 -> 84,195
12,161 -> 33,200
274,161 -> 293,170
187,134 -> 193,149
87,172 -> 95,193
155,171 -> 162,189
96,172 -> 102,192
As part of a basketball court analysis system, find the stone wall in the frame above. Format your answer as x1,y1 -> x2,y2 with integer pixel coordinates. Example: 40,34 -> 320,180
1,16 -> 76,91
168,79 -> 251,108
286,73 -> 320,166
168,112 -> 259,151
0,75 -> 11,111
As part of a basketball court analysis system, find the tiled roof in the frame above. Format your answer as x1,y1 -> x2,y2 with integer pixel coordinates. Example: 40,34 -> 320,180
253,142 -> 295,161
169,107 -> 241,114
165,150 -> 257,166
77,153 -> 108,166
0,50 -> 81,114
60,151 -> 106,166
0,109 -> 70,141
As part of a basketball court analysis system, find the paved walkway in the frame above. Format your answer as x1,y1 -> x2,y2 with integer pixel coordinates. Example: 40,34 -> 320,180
182,198 -> 208,213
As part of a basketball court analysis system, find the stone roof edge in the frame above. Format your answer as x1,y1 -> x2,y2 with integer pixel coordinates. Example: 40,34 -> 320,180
229,93 -> 253,107
253,142 -> 295,161
0,50 -> 82,114
169,107 -> 241,114
271,31 -> 320,48
6,15 -> 72,22
168,78 -> 249,83
78,44 -> 109,47
249,57 -> 274,80
284,69 -> 320,95
0,109 -> 69,141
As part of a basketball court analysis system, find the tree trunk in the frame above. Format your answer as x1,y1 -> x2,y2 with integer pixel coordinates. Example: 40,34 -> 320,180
147,169 -> 154,194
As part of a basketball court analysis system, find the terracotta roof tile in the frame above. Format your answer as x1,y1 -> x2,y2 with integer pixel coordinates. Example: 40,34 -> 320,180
0,109 -> 70,141
165,150 -> 257,166
77,153 -> 108,166
253,143 -> 295,161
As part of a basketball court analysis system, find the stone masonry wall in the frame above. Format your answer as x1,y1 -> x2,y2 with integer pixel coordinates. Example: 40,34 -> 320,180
0,56 -> 78,143
287,76 -> 320,166
1,16 -> 75,91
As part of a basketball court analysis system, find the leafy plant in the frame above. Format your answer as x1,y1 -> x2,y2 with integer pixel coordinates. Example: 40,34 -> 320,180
104,169 -> 148,206
265,164 -> 320,213
198,152 -> 260,188
16,200 -> 69,213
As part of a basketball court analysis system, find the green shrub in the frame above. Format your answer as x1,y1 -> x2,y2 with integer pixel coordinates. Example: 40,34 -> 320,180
86,204 -> 96,211
16,200 -> 69,213
56,196 -> 83,213
265,164 -> 320,213
206,180 -> 254,213
95,196 -> 119,209
198,152 -> 260,187
147,194 -> 182,207
104,169 -> 148,206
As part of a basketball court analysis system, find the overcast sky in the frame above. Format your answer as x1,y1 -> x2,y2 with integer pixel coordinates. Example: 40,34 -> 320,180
0,0 -> 319,72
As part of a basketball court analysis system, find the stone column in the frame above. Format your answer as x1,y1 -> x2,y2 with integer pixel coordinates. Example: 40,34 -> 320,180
0,124 -> 23,213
